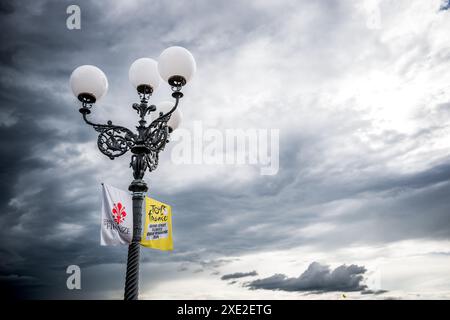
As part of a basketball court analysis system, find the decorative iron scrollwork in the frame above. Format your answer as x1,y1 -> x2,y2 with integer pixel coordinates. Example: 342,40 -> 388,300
82,115 -> 136,160
144,113 -> 171,152
80,91 -> 181,176
145,151 -> 159,172
97,127 -> 135,160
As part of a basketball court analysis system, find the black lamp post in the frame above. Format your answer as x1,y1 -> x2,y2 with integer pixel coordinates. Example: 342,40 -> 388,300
70,46 -> 196,300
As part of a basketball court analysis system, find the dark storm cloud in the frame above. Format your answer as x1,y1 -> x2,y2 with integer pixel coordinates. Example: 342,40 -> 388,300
440,0 -> 450,11
246,262 -> 367,293
0,0 -> 295,299
0,0 -> 14,15
0,274 -> 47,300
0,0 -> 147,298
221,271 -> 258,280
162,155 -> 450,258
361,289 -> 388,295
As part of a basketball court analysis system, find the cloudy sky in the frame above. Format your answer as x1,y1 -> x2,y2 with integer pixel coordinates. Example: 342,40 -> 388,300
1,0 -> 450,299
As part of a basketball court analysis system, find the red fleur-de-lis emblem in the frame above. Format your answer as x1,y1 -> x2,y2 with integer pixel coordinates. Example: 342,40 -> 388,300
112,202 -> 127,224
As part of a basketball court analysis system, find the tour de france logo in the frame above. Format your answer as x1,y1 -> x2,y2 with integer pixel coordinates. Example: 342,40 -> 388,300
148,204 -> 168,222
112,202 -> 127,224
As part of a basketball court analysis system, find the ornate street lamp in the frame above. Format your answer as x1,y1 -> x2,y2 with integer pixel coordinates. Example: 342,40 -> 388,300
69,46 -> 196,300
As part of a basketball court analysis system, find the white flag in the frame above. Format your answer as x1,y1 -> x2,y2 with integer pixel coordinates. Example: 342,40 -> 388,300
101,183 -> 133,245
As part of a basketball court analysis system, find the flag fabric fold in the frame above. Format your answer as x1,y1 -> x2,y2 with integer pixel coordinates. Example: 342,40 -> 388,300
101,183 -> 133,245
140,197 -> 173,251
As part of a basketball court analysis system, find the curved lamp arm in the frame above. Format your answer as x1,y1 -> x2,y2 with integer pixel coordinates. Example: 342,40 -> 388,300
144,91 -> 183,152
151,91 -> 183,124
80,109 -> 136,160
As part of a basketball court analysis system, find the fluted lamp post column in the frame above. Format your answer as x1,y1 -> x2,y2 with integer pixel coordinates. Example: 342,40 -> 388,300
69,46 -> 196,300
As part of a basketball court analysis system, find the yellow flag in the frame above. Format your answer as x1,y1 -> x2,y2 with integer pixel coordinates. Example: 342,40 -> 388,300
140,197 -> 173,251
